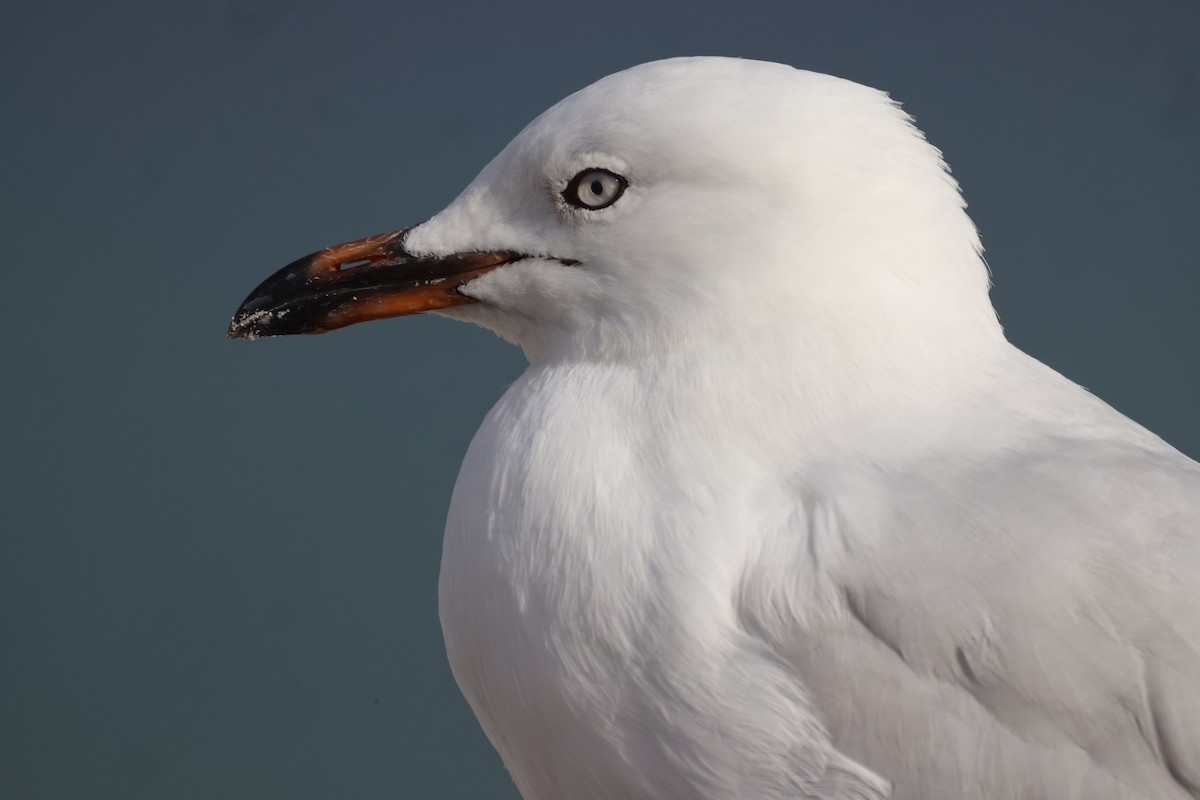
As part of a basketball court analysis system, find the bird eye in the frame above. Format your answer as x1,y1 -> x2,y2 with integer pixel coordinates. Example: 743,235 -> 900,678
563,168 -> 627,210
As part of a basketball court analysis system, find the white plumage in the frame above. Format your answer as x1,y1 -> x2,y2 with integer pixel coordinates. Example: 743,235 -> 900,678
398,58 -> 1200,799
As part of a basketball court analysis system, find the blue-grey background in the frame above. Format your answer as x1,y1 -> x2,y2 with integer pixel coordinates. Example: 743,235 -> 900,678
3,1 -> 1198,797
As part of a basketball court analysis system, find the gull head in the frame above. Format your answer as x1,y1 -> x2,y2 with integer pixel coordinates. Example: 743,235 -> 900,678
230,57 -> 1000,365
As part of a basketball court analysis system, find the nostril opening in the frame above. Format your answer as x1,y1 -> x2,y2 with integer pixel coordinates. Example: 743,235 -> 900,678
339,259 -> 371,271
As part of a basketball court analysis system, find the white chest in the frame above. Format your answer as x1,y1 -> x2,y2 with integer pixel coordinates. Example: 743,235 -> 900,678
435,366 -> 783,798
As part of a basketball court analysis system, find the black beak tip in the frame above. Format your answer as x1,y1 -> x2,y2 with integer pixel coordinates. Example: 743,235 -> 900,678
227,262 -> 324,340
227,309 -> 269,340
227,301 -> 330,340
226,287 -> 279,340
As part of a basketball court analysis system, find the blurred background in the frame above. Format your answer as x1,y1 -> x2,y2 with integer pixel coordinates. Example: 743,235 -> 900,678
3,1 -> 1197,797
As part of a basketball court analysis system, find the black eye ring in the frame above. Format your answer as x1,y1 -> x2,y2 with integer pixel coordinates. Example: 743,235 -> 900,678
562,168 -> 628,211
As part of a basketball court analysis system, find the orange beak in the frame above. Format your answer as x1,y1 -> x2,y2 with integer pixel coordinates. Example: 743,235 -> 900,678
227,228 -> 519,339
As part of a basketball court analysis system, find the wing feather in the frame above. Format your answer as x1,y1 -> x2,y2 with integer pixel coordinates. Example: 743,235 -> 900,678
739,429 -> 1200,799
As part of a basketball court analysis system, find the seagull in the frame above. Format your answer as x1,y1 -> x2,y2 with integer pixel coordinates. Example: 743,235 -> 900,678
229,57 -> 1200,799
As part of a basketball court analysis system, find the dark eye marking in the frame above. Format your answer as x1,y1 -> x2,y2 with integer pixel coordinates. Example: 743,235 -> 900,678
563,168 -> 628,210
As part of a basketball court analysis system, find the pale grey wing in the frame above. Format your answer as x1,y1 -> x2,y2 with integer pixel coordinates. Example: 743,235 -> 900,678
739,435 -> 1200,800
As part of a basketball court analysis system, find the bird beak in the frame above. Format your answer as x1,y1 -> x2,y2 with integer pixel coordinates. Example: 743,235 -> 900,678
227,228 -> 518,338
